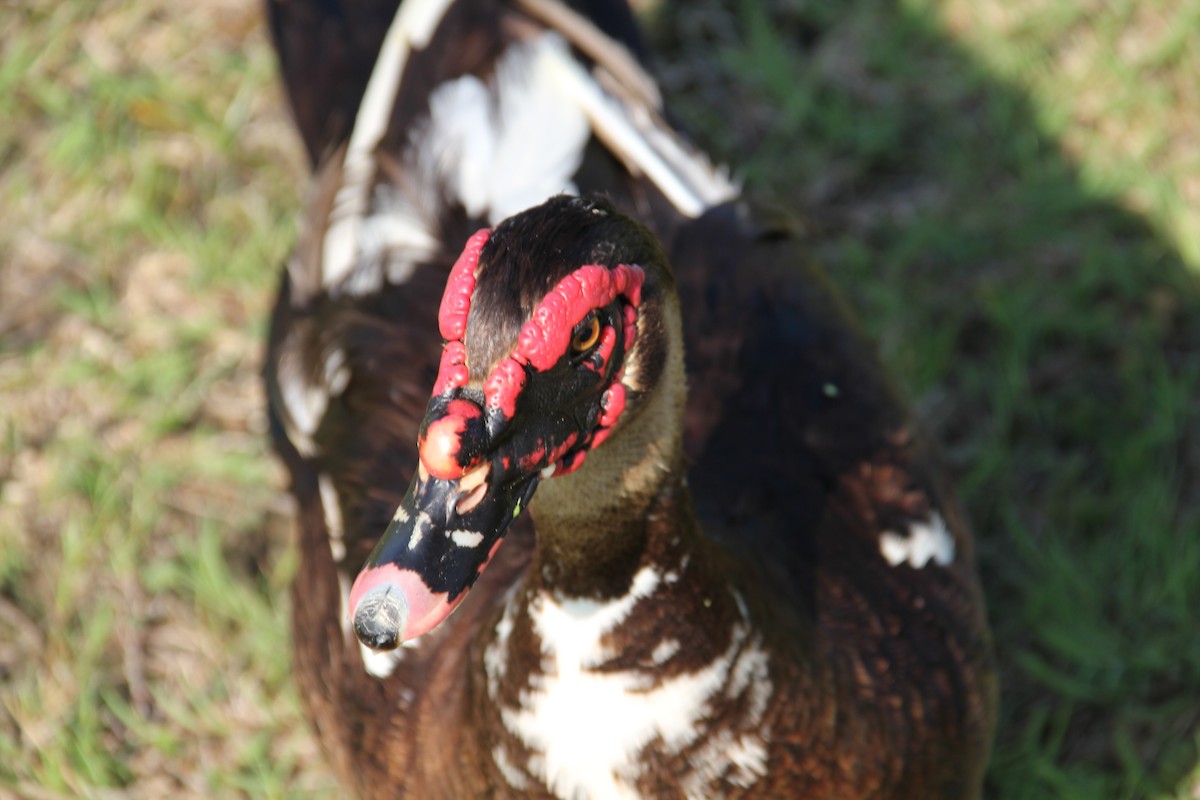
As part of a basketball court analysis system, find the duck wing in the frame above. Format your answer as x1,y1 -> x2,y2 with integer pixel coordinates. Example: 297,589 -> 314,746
669,201 -> 997,792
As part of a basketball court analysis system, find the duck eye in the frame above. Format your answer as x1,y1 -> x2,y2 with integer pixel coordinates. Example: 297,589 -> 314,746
570,315 -> 601,353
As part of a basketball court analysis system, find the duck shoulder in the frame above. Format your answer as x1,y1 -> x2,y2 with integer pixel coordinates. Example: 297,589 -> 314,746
667,199 -> 996,795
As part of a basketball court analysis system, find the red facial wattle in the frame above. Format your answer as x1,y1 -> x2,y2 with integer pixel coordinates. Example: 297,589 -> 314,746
424,234 -> 645,478
431,228 -> 491,397
419,398 -> 485,480
483,358 -> 526,420
438,229 -> 491,340
511,263 -> 643,371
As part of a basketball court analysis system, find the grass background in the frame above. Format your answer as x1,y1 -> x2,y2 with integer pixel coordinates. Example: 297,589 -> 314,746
1,0 -> 1197,797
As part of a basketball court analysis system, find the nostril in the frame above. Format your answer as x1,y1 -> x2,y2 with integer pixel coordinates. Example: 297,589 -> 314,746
454,461 -> 490,515
455,482 -> 487,515
459,461 -> 490,492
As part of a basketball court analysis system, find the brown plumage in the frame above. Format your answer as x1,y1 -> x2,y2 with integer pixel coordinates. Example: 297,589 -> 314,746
263,1 -> 997,797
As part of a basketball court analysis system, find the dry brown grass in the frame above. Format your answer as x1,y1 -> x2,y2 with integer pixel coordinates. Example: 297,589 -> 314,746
1,1 -> 333,796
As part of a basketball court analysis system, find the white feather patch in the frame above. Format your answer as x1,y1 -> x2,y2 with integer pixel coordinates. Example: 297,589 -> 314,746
337,568 -> 354,643
650,638 -> 680,665
680,599 -> 772,794
493,744 -> 531,791
321,3 -> 739,301
497,571 -> 771,798
359,644 -> 405,679
276,344 -> 324,457
358,627 -> 424,678
419,34 -> 591,225
318,473 -> 346,563
879,511 -> 955,568
336,189 -> 440,298
485,600 -> 518,686
323,348 -> 350,397
323,0 -> 456,292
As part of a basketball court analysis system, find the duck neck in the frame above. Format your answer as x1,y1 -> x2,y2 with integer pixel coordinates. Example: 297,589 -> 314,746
477,329 -> 778,795
526,301 -> 692,599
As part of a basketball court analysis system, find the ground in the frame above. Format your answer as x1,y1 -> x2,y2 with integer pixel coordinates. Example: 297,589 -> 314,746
1,0 -> 1197,798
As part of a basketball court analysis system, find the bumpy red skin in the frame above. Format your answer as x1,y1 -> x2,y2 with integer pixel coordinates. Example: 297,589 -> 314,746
513,264 -> 642,371
432,229 -> 491,397
421,231 -> 645,477
585,325 -> 619,374
420,399 -> 484,480
432,341 -> 469,399
486,263 -> 644,420
483,359 -> 527,420
439,229 -> 491,341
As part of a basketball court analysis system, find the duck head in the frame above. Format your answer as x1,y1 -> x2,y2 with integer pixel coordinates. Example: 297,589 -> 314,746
349,195 -> 673,650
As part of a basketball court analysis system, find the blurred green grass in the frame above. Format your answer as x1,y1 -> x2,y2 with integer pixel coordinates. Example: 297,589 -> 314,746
1,0 -> 1197,797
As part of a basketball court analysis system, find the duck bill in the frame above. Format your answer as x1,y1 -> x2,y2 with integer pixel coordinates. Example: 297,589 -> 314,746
349,457 -> 538,650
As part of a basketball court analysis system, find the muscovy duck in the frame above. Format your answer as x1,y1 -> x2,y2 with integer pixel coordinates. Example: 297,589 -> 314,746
263,1 -> 997,797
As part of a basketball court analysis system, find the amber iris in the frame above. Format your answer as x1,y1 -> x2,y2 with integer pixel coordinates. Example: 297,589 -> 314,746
570,315 -> 601,352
